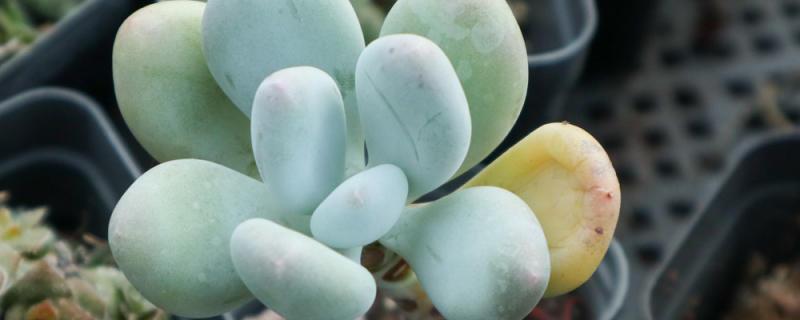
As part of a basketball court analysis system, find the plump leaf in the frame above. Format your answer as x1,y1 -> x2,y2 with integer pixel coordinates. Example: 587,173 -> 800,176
311,164 -> 408,249
466,122 -> 621,297
381,0 -> 529,175
356,34 -> 471,200
203,0 -> 367,173
109,159 -> 306,317
231,219 -> 376,320
113,1 -> 256,177
252,66 -> 347,215
381,187 -> 550,320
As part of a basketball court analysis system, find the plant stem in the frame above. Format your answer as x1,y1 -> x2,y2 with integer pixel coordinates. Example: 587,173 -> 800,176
363,243 -> 438,319
759,83 -> 794,130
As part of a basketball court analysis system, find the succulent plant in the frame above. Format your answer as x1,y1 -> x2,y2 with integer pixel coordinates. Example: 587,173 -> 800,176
110,0 -> 620,319
0,0 -> 84,64
0,193 -> 168,320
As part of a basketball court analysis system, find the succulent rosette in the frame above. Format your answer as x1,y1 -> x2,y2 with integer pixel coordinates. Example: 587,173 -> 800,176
109,1 -> 621,319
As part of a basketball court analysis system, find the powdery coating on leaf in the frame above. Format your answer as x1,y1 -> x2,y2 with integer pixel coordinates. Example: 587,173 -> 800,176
230,219 -> 376,320
381,0 -> 528,176
470,11 -> 507,54
466,122 -> 621,297
108,160 -> 300,318
311,164 -> 408,249
356,34 -> 471,200
203,0 -> 367,173
113,1 -> 256,178
203,0 -> 364,114
252,66 -> 347,216
380,187 -> 550,320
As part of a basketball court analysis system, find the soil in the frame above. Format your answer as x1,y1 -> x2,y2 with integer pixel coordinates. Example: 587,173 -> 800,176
526,293 -> 589,320
726,255 -> 800,320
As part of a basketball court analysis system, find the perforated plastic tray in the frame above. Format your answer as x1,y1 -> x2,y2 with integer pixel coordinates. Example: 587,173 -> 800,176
646,133 -> 800,319
560,0 -> 800,318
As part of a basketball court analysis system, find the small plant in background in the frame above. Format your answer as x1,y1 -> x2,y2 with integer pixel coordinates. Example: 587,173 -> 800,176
0,0 -> 84,64
0,192 -> 167,320
110,0 -> 620,319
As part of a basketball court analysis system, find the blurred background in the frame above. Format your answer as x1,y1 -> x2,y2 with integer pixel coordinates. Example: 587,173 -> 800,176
1,0 -> 800,319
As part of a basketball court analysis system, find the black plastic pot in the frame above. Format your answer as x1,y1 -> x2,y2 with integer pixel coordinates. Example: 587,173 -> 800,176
0,88 -> 140,238
584,0 -> 663,75
0,0 -> 137,104
578,239 -> 629,320
645,133 -> 800,319
556,0 -> 800,317
492,0 -> 597,161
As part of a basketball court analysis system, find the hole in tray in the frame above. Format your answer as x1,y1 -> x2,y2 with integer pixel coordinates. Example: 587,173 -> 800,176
615,163 -> 637,185
655,158 -> 681,178
769,71 -> 791,86
786,108 -> 800,123
638,243 -> 663,266
711,40 -> 736,60
693,38 -> 736,60
630,207 -> 654,231
784,2 -> 800,18
793,29 -> 800,47
599,133 -> 625,152
674,85 -> 701,109
686,117 -> 713,138
793,28 -> 800,46
660,47 -> 688,68
668,198 -> 695,219
741,6 -> 765,26
585,100 -> 615,122
655,20 -> 675,39
697,152 -> 725,173
633,93 -> 658,113
643,127 -> 669,148
753,34 -> 781,55
726,77 -> 755,98
745,112 -> 767,131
